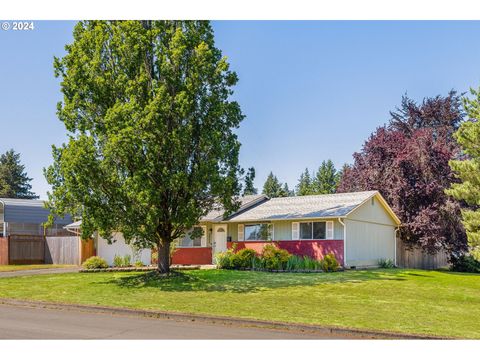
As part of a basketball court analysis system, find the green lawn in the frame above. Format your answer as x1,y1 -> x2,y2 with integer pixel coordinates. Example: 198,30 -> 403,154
0,264 -> 77,272
0,269 -> 479,338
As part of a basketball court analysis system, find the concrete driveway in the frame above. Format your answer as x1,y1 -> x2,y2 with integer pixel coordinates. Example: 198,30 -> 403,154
0,303 -> 346,339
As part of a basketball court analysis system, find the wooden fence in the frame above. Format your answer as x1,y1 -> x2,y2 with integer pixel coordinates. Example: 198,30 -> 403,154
396,240 -> 450,269
3,235 -> 95,265
0,237 -> 8,265
45,236 -> 80,265
8,235 -> 45,265
80,238 -> 95,263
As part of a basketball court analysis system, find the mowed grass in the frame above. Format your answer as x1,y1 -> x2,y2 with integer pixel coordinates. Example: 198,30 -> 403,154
0,264 -> 77,272
0,269 -> 479,338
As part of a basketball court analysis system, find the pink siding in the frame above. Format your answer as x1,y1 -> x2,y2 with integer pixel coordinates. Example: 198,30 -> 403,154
228,240 -> 344,265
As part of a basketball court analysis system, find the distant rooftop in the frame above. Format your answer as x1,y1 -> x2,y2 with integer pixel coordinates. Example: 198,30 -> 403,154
0,198 -> 71,224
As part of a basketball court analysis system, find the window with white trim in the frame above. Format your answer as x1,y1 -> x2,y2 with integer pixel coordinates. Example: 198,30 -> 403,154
243,224 -> 273,241
179,226 -> 206,247
299,221 -> 327,240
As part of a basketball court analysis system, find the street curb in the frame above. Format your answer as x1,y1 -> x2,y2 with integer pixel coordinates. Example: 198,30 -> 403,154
0,298 -> 448,339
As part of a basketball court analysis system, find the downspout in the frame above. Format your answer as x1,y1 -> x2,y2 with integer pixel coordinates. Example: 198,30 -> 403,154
338,218 -> 346,268
394,227 -> 400,267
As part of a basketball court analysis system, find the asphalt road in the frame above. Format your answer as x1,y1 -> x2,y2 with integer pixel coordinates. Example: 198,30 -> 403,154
0,304 -> 340,339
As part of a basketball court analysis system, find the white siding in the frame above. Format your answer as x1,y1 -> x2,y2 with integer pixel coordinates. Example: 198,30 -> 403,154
345,219 -> 395,267
96,232 -> 151,266
347,195 -> 397,226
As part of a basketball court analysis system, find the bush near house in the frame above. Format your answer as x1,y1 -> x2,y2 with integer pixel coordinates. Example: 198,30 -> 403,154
261,244 -> 292,270
216,244 -> 340,272
378,258 -> 395,269
321,253 -> 340,272
82,256 -> 108,269
450,254 -> 480,273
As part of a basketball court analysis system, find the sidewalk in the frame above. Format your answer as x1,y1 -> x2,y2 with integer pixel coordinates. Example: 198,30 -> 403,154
0,267 -> 81,278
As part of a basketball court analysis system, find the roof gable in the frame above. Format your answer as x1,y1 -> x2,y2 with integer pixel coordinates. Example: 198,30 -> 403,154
200,194 -> 268,222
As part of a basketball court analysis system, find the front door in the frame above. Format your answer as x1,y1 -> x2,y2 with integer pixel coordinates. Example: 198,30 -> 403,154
213,224 -> 227,262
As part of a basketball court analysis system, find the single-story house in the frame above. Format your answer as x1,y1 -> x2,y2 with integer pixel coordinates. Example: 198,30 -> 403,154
0,198 -> 72,237
174,191 -> 401,268
62,190 -> 400,268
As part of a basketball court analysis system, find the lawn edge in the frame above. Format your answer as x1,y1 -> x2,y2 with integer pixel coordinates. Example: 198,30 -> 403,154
0,297 -> 450,339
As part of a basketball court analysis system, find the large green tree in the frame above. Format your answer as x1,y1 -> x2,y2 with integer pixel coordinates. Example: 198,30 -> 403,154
0,149 -> 38,199
447,87 -> 480,259
45,21 -> 244,273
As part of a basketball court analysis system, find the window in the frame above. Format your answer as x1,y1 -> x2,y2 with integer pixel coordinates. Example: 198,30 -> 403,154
179,226 -> 204,247
300,221 -> 326,240
243,224 -> 272,241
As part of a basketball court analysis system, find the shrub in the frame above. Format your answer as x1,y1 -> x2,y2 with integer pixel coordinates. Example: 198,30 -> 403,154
261,244 -> 291,270
303,255 -> 322,270
321,253 -> 339,272
450,254 -> 480,273
113,254 -> 124,267
134,260 -> 144,267
231,248 -> 258,269
216,249 -> 236,269
286,255 -> 303,271
123,254 -> 132,267
82,256 -> 108,269
251,255 -> 263,270
378,258 -> 395,269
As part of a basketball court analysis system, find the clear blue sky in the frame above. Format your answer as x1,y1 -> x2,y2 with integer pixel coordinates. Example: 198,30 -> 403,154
2,21 -> 480,199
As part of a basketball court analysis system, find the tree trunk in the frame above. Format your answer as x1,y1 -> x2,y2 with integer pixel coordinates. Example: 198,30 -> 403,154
157,239 -> 171,273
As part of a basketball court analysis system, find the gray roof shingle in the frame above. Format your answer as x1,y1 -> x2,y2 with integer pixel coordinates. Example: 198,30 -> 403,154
0,198 -> 72,224
227,191 -> 378,222
201,194 -> 268,221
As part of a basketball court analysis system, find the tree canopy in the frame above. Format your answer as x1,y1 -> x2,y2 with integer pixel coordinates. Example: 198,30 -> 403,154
447,87 -> 480,259
338,92 -> 467,255
0,149 -> 38,199
296,168 -> 313,196
45,20 -> 244,272
312,160 -> 339,194
262,171 -> 290,198
242,167 -> 258,196
295,161 -> 339,196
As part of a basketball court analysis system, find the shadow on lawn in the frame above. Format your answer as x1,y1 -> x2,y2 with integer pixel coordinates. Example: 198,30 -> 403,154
102,269 -> 408,293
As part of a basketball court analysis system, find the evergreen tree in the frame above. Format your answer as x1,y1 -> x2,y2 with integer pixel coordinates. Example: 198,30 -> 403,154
262,171 -> 287,198
296,168 -> 314,196
312,160 -> 338,194
447,87 -> 480,259
282,183 -> 295,197
242,167 -> 258,196
0,149 -> 38,199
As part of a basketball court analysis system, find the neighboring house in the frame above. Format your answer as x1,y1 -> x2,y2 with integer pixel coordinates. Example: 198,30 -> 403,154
64,221 -> 152,266
174,191 -> 401,268
0,198 -> 72,237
